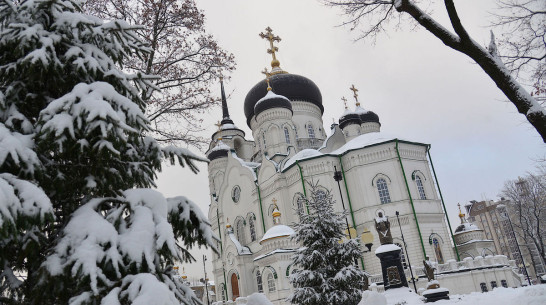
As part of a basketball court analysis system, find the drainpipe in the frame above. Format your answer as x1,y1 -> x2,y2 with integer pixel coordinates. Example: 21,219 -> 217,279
427,145 -> 460,261
254,168 -> 266,233
296,161 -> 310,214
338,156 -> 365,270
215,205 -> 228,300
395,139 -> 427,260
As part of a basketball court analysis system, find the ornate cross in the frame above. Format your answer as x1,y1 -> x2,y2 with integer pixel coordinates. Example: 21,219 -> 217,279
350,84 -> 359,105
341,96 -> 348,109
214,121 -> 222,130
272,198 -> 277,206
262,67 -> 272,90
259,27 -> 281,67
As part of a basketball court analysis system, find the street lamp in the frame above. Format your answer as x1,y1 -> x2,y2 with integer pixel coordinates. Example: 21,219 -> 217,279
334,166 -> 352,240
497,204 -> 532,286
203,255 -> 211,305
395,211 -> 418,293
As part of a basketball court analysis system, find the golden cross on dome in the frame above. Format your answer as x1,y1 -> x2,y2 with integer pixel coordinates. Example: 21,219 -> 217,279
214,121 -> 222,130
261,67 -> 272,91
350,84 -> 360,106
272,198 -> 277,205
341,96 -> 348,109
259,27 -> 282,68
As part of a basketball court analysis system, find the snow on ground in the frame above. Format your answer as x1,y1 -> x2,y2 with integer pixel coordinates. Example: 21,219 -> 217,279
366,285 -> 546,305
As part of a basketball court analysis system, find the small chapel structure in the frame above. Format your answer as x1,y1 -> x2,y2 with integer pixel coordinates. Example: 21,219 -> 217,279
206,27 -> 460,304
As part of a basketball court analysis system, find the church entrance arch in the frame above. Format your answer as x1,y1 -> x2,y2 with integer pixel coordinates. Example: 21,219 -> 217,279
231,273 -> 240,300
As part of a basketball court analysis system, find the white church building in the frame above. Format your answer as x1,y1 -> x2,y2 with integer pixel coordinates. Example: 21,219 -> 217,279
205,28 -> 519,304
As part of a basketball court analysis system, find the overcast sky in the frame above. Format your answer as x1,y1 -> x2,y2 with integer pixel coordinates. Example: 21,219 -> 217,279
156,0 -> 545,280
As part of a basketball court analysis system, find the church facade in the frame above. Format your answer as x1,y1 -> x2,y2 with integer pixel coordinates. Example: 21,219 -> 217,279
207,28 -> 458,304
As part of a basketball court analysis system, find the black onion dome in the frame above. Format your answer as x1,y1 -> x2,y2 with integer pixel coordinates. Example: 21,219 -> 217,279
254,91 -> 292,117
339,112 -> 362,129
244,73 -> 323,126
360,111 -> 380,124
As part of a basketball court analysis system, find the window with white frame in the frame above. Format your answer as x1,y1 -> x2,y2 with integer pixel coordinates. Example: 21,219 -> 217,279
307,124 -> 315,138
236,219 -> 246,245
416,175 -> 426,200
248,215 -> 256,242
284,127 -> 291,144
267,273 -> 276,292
376,178 -> 391,204
256,271 -> 263,293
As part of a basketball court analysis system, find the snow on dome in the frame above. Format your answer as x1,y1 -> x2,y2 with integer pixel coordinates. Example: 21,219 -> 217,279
283,149 -> 323,169
210,140 -> 230,152
254,90 -> 290,109
454,222 -> 480,234
354,105 -> 368,114
260,224 -> 294,244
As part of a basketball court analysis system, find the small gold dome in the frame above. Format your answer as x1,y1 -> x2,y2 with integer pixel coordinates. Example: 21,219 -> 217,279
226,223 -> 231,228
271,59 -> 280,68
272,210 -> 281,217
182,275 -> 187,279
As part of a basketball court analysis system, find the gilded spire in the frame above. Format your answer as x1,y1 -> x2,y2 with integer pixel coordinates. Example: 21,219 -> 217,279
350,84 -> 360,106
259,27 -> 281,68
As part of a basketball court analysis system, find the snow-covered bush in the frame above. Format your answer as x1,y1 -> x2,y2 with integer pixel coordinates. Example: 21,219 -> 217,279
288,182 -> 366,305
0,0 -> 213,304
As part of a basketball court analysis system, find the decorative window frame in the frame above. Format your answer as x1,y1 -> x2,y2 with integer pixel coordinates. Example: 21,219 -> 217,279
411,170 -> 427,200
306,122 -> 315,138
247,212 -> 257,242
372,173 -> 392,204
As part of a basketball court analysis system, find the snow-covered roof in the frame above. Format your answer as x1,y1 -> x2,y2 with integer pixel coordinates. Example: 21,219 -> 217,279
260,224 -> 294,244
253,248 -> 295,261
282,133 -> 422,171
330,133 -> 400,155
227,229 -> 252,255
283,149 -> 324,169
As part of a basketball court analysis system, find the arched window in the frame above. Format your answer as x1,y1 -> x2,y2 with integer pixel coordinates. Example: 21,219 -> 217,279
376,178 -> 391,204
256,271 -> 263,293
267,273 -> 276,292
307,124 -> 315,138
284,127 -> 291,144
236,219 -> 246,245
416,176 -> 426,200
294,127 -> 299,139
433,237 -> 444,264
248,215 -> 257,242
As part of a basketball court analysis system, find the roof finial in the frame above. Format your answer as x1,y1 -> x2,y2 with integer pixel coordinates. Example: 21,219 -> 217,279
214,121 -> 222,131
219,76 -> 234,125
457,203 -> 466,223
350,84 -> 360,106
341,96 -> 348,109
259,27 -> 282,69
262,67 -> 272,91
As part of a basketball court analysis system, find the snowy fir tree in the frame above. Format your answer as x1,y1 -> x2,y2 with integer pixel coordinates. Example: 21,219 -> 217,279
288,182 -> 366,305
0,1 -> 214,304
